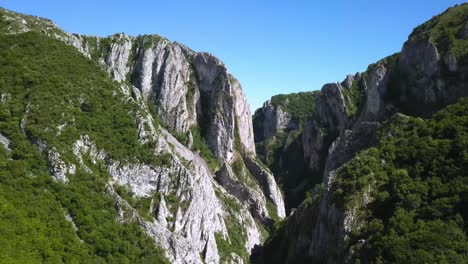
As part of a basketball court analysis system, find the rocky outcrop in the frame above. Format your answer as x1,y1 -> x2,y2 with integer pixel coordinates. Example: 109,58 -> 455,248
396,37 -> 468,111
356,63 -> 391,123
192,52 -> 236,161
244,157 -> 286,218
0,133 -> 10,151
302,80 -> 354,173
253,101 -> 295,142
104,34 -> 133,82
232,76 -> 256,154
323,122 -> 380,178
215,163 -> 269,221
99,35 -> 199,134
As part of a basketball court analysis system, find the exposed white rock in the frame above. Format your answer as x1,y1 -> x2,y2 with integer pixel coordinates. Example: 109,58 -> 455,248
231,75 -> 256,154
116,38 -> 197,133
193,52 -> 235,161
253,100 -> 294,141
105,34 -> 133,82
64,213 -> 79,232
0,92 -> 10,103
66,33 -> 93,59
215,163 -> 270,220
356,63 -> 389,123
0,133 -> 10,151
47,147 -> 75,183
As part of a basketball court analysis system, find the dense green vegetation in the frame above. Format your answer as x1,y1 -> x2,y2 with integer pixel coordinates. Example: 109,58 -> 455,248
270,91 -> 319,126
0,31 -> 169,263
0,144 -> 91,263
0,142 -> 169,263
332,98 -> 468,263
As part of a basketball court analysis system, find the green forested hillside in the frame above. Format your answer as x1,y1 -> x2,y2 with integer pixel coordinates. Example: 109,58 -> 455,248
332,98 -> 468,263
0,31 -> 168,263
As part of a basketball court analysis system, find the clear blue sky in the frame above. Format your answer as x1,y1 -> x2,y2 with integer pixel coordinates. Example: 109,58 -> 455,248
0,1 -> 465,110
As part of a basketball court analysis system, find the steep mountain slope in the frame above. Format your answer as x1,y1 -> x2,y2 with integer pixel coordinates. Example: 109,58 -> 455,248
0,7 -> 285,264
253,3 -> 468,263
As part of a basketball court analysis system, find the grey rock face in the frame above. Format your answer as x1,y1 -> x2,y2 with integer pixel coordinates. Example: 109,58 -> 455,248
323,122 -> 380,178
397,32 -> 468,108
316,83 -> 350,134
192,52 -> 235,161
72,35 -> 282,263
400,39 -> 440,80
253,101 -> 295,142
47,147 -> 75,183
72,130 -> 230,264
101,40 -> 257,162
302,81 -> 351,173
231,76 -> 256,154
132,38 -> 198,133
302,119 -> 327,173
356,63 -> 390,123
244,157 -> 286,218
341,74 -> 355,89
215,163 -> 269,221
105,34 -> 133,82
0,133 -> 10,151
67,58 -> 270,263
